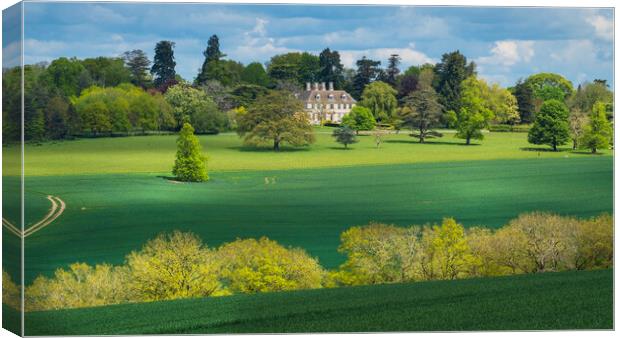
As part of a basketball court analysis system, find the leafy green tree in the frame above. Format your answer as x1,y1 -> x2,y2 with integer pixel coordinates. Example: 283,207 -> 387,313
44,96 -> 71,139
524,73 -> 574,101
126,231 -> 219,301
352,56 -> 382,99
513,80 -> 536,123
341,106 -> 375,134
488,83 -> 519,125
199,60 -> 244,87
434,50 -> 474,113
267,52 -> 320,85
76,99 -> 112,135
151,41 -> 177,88
44,57 -> 87,97
172,122 -> 208,182
241,62 -> 270,87
421,218 -> 475,280
527,99 -> 570,151
318,48 -> 345,88
568,109 -> 588,150
580,102 -> 612,153
360,81 -> 398,122
332,126 -> 358,149
81,57 -> 132,87
217,237 -> 324,293
122,49 -> 152,88
446,76 -> 494,145
569,81 -> 613,115
237,90 -> 314,151
164,84 -> 226,133
400,86 -> 443,143
230,84 -> 270,108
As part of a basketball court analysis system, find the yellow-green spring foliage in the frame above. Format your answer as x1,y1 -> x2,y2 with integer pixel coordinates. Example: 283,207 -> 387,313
2,270 -> 20,310
172,122 -> 208,182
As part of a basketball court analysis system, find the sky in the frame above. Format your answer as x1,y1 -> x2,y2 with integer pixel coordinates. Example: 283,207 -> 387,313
5,2 -> 615,88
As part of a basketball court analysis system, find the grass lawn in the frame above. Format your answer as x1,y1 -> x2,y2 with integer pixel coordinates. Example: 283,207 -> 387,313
23,269 -> 613,335
12,156 -> 612,284
2,129 -> 612,176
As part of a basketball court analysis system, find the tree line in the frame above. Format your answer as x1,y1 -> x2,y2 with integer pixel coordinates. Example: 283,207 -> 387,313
3,35 -> 613,151
3,211 -> 611,311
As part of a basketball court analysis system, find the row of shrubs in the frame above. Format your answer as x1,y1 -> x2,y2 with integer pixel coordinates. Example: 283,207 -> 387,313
2,211 -> 612,311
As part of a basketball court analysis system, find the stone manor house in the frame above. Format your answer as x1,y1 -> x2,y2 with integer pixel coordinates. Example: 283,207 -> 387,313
296,82 -> 356,125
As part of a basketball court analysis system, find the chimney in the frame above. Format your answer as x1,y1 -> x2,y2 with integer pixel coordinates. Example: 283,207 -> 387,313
321,82 -> 326,90
314,82 -> 319,90
328,82 -> 334,91
306,82 -> 311,91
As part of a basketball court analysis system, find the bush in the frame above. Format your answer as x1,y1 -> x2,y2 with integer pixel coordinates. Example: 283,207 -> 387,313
488,124 -> 531,133
217,237 -> 324,293
172,122 -> 209,182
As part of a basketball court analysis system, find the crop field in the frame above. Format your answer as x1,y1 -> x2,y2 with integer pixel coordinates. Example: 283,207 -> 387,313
4,155 -> 611,283
23,269 -> 613,335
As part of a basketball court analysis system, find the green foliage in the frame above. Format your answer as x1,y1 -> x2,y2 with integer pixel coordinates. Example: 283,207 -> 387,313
400,86 -> 443,142
341,105 -> 376,133
513,80 -> 536,124
318,48 -> 345,89
524,73 -> 574,101
434,50 -> 475,113
569,82 -> 613,115
241,62 -> 271,87
81,57 -> 132,87
230,84 -> 270,108
267,52 -> 320,85
151,40 -> 177,88
487,83 -> 519,125
579,102 -> 612,153
217,237 -> 324,293
527,99 -> 570,151
447,76 -> 494,144
44,57 -> 88,97
126,231 -> 221,301
2,270 -> 20,310
199,60 -> 244,87
352,57 -> 382,99
164,84 -> 226,133
237,90 -> 315,151
332,126 -> 358,148
122,49 -> 152,88
172,123 -> 208,182
360,81 -> 398,121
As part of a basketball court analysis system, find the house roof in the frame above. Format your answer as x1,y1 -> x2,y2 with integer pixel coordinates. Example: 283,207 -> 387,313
297,89 -> 357,104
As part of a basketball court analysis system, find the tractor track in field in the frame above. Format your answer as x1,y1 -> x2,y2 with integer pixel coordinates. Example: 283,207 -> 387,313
2,195 -> 66,238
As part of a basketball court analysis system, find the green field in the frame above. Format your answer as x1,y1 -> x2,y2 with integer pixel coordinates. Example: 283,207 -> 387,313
23,269 -> 613,335
3,129 -> 611,176
9,155 -> 612,284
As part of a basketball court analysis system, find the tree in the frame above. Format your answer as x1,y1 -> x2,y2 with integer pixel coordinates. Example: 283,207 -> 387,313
568,110 -> 588,150
237,90 -> 314,151
527,99 -> 570,151
569,81 -> 613,115
385,54 -> 401,87
172,122 -> 208,182
332,126 -> 358,149
487,83 -> 519,125
126,231 -> 220,301
198,59 -> 244,87
422,218 -> 474,280
44,57 -> 87,97
352,57 -> 382,99
360,81 -> 398,122
318,48 -> 345,88
400,86 -> 443,143
241,62 -> 270,87
434,50 -> 474,113
267,52 -> 320,85
341,106 -> 375,134
151,41 -> 177,89
524,73 -> 574,102
196,35 -> 224,85
81,57 -> 132,87
446,76 -> 494,145
123,49 -> 151,88
164,84 -> 226,133
217,237 -> 324,293
513,80 -> 536,124
580,102 -> 612,153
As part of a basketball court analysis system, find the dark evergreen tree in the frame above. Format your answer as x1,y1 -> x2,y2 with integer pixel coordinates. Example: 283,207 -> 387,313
434,50 -> 473,113
514,80 -> 536,124
123,49 -> 151,88
318,48 -> 345,89
352,57 -> 381,99
385,54 -> 401,87
196,35 -> 226,85
151,41 -> 177,89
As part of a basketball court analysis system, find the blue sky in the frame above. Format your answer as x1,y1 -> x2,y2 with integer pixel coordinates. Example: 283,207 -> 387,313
11,2 -> 615,88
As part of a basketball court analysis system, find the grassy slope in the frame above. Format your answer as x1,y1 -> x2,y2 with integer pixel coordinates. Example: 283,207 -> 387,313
15,156 -> 612,284
24,269 -> 613,335
3,130 -> 612,176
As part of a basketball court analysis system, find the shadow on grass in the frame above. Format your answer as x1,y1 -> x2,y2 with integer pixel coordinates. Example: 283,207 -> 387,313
385,139 -> 480,146
228,146 -> 310,153
520,147 -> 572,153
571,151 -> 606,156
327,147 -> 356,150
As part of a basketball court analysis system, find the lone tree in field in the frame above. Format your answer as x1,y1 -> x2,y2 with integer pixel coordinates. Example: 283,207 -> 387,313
173,122 -> 208,182
580,102 -> 612,154
332,126 -> 358,149
237,90 -> 314,151
341,106 -> 375,135
528,99 -> 570,151
400,87 -> 443,143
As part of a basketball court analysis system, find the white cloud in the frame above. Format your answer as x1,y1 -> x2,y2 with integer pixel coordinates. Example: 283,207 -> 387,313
587,15 -> 613,41
339,43 -> 435,69
476,40 -> 535,67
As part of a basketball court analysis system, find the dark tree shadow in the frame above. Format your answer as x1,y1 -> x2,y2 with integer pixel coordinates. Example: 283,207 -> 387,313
520,147 -> 571,153
328,147 -> 355,150
228,146 -> 310,153
571,150 -> 606,156
385,139 -> 480,146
